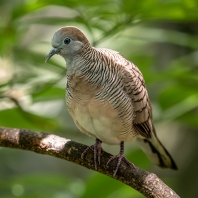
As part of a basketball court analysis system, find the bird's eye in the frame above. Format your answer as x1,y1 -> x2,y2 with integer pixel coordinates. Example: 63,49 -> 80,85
64,38 -> 71,45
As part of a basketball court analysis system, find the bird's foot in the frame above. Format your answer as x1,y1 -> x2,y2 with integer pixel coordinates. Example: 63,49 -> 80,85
81,138 -> 103,170
106,141 -> 136,176
106,154 -> 135,176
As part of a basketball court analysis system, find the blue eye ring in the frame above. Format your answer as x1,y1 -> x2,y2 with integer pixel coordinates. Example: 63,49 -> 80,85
64,37 -> 71,44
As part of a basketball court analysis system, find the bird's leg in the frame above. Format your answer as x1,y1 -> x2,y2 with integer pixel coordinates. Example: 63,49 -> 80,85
81,138 -> 103,170
107,141 -> 135,176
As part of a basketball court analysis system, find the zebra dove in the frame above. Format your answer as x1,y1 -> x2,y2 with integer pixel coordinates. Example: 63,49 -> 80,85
46,26 -> 177,176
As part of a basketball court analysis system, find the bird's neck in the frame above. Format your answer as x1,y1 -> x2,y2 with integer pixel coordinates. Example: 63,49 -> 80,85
65,46 -> 97,75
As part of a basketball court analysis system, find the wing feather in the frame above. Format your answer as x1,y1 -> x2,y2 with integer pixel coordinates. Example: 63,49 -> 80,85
96,48 -> 154,138
122,61 -> 153,138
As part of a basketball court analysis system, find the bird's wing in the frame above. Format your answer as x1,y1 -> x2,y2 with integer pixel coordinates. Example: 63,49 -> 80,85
121,62 -> 154,139
97,48 -> 154,138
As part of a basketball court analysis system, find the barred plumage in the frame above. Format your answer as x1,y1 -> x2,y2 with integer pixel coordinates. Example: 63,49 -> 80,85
46,26 -> 177,176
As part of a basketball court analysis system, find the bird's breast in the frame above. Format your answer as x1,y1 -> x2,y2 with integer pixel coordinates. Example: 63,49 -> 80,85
66,73 -> 137,145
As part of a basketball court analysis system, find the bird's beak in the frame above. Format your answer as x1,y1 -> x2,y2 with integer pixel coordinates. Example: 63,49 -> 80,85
45,48 -> 58,62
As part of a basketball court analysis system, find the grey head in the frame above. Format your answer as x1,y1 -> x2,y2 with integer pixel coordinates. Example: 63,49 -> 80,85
45,26 -> 91,62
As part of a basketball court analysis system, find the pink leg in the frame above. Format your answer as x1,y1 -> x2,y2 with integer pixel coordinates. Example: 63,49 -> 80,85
81,139 -> 103,170
107,141 -> 135,176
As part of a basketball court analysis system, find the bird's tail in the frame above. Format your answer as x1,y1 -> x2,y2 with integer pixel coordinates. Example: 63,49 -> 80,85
136,133 -> 178,170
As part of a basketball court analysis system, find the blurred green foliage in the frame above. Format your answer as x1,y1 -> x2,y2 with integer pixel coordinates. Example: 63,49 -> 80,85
0,0 -> 198,197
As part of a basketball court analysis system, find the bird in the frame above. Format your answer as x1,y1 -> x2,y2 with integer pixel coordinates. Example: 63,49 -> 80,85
45,26 -> 177,176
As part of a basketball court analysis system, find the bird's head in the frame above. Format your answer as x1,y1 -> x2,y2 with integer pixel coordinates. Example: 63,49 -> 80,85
45,26 -> 90,62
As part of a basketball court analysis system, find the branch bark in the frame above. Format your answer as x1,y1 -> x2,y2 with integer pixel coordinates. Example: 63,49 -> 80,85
0,127 -> 179,198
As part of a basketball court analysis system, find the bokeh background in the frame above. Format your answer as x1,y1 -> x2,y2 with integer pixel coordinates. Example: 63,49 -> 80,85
0,0 -> 198,197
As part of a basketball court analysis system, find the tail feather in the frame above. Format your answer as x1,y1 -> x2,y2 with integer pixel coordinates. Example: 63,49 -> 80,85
136,135 -> 178,170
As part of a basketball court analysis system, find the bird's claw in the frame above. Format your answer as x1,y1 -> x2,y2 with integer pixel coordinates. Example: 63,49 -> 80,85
107,154 -> 135,177
81,139 -> 103,170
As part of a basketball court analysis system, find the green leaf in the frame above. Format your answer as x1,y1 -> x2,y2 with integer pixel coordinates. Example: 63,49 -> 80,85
0,107 -> 58,131
32,86 -> 65,102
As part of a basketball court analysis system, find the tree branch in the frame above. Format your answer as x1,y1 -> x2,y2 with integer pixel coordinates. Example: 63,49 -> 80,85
0,127 -> 179,198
